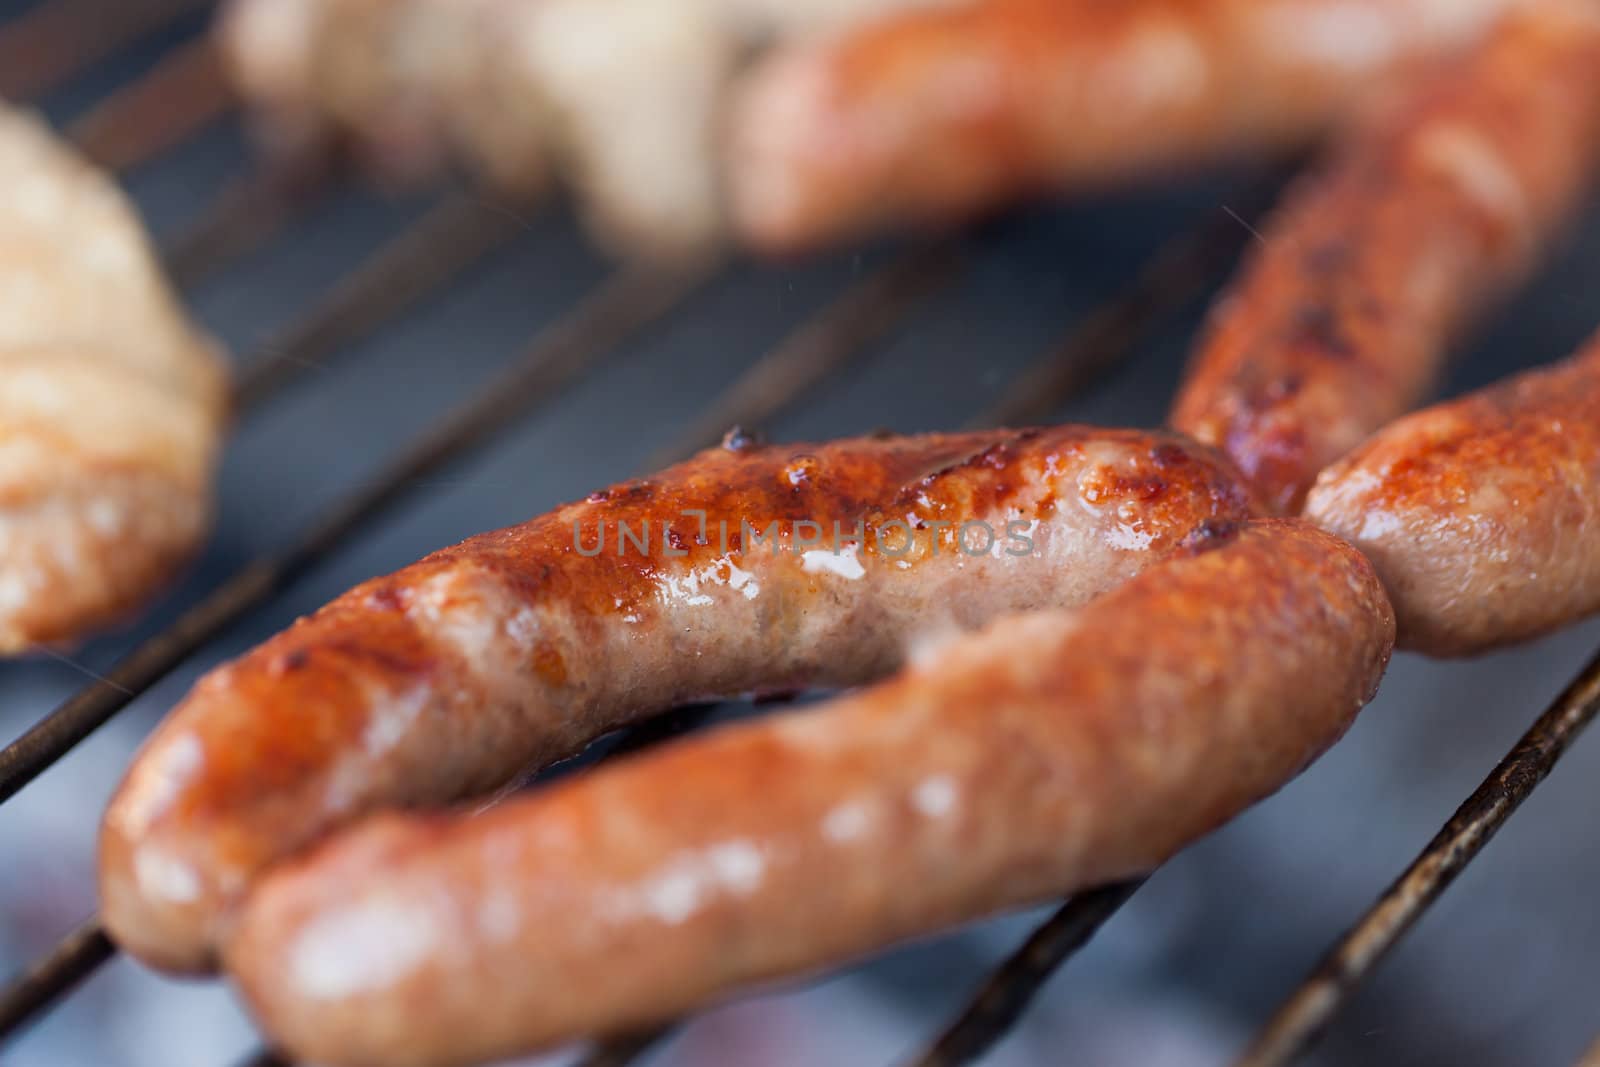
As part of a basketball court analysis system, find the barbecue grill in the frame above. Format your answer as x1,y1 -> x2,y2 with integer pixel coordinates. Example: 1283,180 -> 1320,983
1,2 -> 1597,1065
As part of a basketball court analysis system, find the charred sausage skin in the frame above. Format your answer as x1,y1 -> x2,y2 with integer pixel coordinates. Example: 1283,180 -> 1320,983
225,518 -> 1393,1067
100,426 -> 1255,973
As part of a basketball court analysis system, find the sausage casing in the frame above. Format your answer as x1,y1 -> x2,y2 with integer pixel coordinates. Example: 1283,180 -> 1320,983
1171,0 -> 1600,513
729,0 -> 1515,251
1307,331 -> 1600,657
100,426 -> 1253,973
225,518 -> 1393,1067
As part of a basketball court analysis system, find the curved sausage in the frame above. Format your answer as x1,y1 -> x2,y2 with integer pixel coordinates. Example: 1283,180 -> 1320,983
1171,0 -> 1600,514
225,518 -> 1394,1067
100,426 -> 1254,973
1307,330 -> 1600,657
729,0 -> 1515,251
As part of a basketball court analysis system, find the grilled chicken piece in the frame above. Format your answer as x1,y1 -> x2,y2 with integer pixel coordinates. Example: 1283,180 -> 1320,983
0,104 -> 227,652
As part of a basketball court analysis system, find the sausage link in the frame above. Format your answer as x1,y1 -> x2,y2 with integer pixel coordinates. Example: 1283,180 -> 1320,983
100,427 -> 1254,973
1171,0 -> 1600,514
1307,330 -> 1600,657
225,517 -> 1393,1067
729,0 -> 1515,251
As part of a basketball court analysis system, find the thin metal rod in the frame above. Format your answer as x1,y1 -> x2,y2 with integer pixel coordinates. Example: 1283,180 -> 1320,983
971,171 -> 1288,430
161,160 -> 342,289
645,241 -> 964,470
1234,643 -> 1600,1067
67,35 -> 233,173
903,880 -> 1145,1067
0,920 -> 113,1043
577,1028 -> 676,1067
0,260 -> 715,809
231,192 -> 529,412
232,1050 -> 289,1067
0,0 -> 210,100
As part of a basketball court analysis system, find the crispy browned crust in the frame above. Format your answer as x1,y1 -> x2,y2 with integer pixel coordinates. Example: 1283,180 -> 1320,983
100,426 -> 1254,973
1171,1 -> 1600,514
224,518 -> 1393,1067
0,106 -> 227,653
1307,331 -> 1600,657
729,0 -> 1515,251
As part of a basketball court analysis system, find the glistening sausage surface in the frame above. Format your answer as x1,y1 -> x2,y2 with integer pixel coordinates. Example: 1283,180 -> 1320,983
225,518 -> 1394,1067
729,0 -> 1514,251
100,426 -> 1254,973
1307,329 -> 1600,657
1170,0 -> 1600,513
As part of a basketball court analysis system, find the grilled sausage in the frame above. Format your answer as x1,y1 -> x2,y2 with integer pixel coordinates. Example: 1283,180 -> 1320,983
100,426 -> 1255,973
1171,0 -> 1600,514
729,0 -> 1515,251
1307,330 -> 1600,657
0,104 -> 226,652
225,517 -> 1393,1067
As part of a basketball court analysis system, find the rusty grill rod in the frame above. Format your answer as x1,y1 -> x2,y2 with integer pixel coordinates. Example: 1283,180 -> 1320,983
0,0 -> 210,100
1231,642 -> 1600,1067
645,241 -> 966,471
230,190 -> 528,411
0,922 -> 113,1040
0,259 -> 716,1048
66,34 -> 234,173
907,880 -> 1146,1067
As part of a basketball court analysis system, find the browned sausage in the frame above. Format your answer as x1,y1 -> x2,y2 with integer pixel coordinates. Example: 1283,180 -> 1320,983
1307,329 -> 1600,657
1170,0 -> 1600,514
100,426 -> 1254,973
224,517 -> 1393,1067
729,0 -> 1516,251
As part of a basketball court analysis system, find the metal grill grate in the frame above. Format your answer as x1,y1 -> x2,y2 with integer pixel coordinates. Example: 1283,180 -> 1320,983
1,4 -> 1597,1066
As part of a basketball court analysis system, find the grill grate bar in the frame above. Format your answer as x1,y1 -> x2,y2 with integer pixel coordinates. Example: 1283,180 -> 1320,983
970,166 -> 1287,431
66,34 -> 233,172
1232,643 -> 1600,1067
0,0 -> 209,100
904,880 -> 1146,1067
232,1050 -> 288,1067
0,921 -> 113,1042
0,258 -> 713,1041
645,241 -> 965,471
161,159 -> 341,289
231,190 -> 529,412
577,1028 -> 678,1067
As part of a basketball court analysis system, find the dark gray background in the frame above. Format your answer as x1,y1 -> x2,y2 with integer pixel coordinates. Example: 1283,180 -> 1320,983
0,3 -> 1596,1065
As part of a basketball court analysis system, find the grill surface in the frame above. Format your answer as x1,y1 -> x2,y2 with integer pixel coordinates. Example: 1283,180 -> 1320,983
1,3 -> 1599,1066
